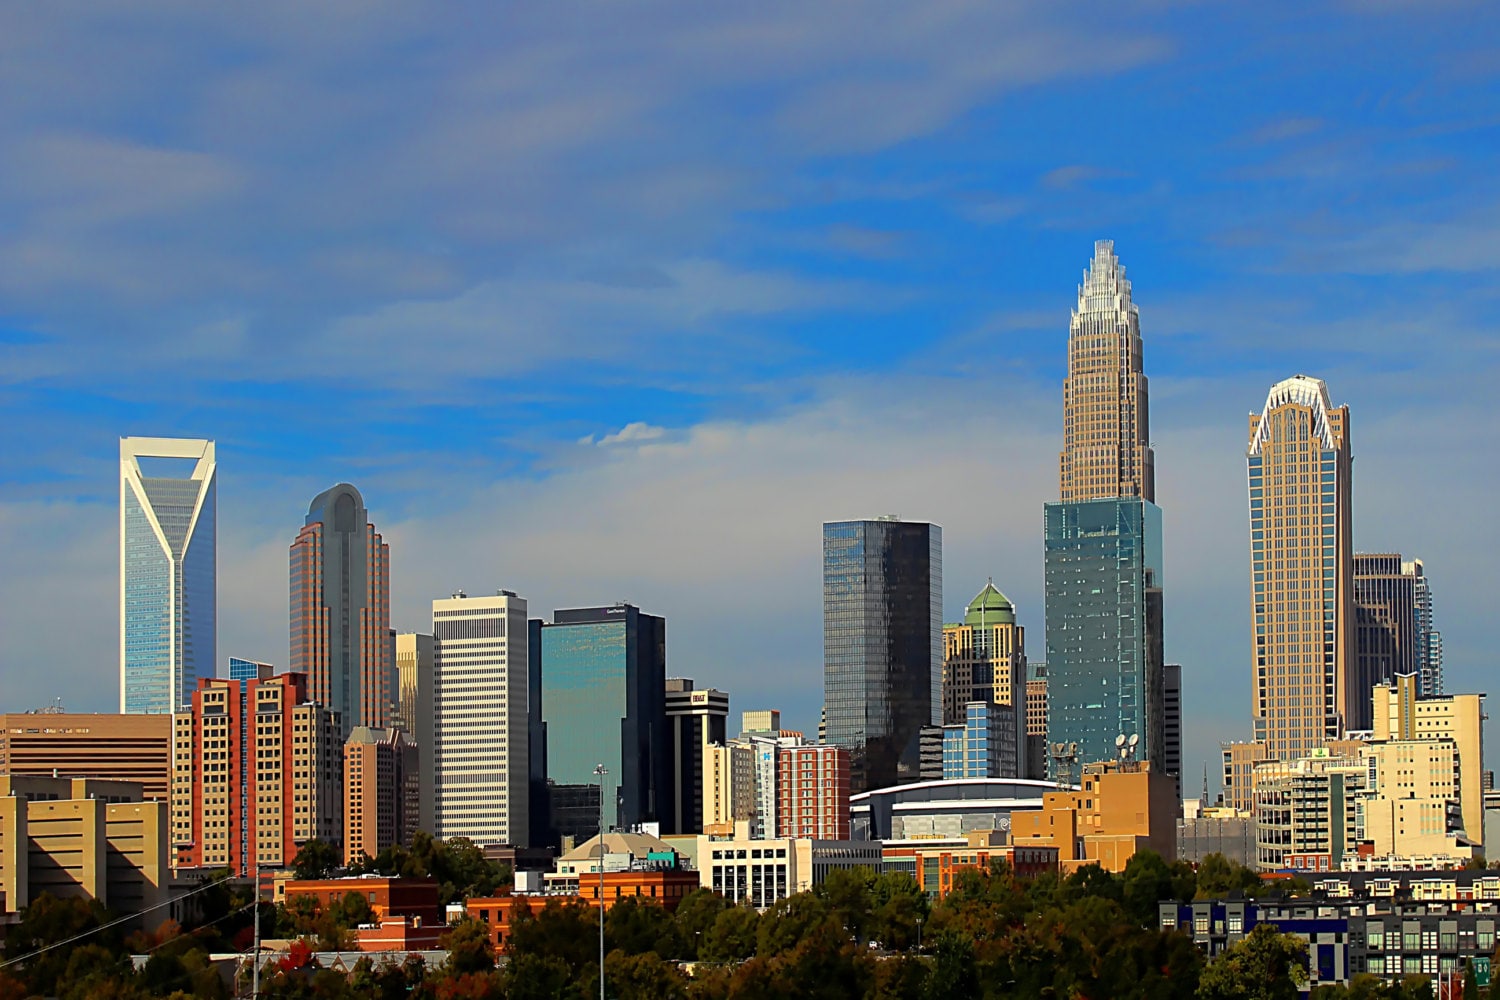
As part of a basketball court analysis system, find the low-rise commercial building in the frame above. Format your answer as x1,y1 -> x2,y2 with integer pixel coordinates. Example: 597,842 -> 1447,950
881,831 -> 1059,897
694,822 -> 882,910
1163,893 -> 1500,991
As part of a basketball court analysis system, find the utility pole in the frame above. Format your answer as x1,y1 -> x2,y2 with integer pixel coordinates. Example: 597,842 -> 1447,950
594,763 -> 608,1000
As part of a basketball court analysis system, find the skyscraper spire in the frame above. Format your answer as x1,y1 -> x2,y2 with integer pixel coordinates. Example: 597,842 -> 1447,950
1059,240 -> 1154,503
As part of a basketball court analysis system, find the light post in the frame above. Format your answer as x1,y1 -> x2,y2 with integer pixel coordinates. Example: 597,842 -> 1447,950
916,915 -> 923,954
594,763 -> 607,1000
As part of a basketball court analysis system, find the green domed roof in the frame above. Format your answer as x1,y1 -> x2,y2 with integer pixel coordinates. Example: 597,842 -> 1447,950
964,581 -> 1015,626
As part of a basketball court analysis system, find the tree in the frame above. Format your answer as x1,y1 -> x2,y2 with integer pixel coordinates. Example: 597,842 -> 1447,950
604,950 -> 691,1000
1121,850 -> 1178,927
443,918 -> 496,976
672,889 -> 729,959
816,866 -> 875,942
701,903 -> 760,962
3,893 -> 117,997
606,896 -> 679,958
868,871 -> 928,952
756,893 -> 831,957
924,931 -> 980,1000
1196,924 -> 1308,1000
1195,854 -> 1264,900
291,838 -> 341,880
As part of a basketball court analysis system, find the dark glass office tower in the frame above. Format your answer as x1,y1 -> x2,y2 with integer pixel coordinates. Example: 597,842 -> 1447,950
537,604 -> 668,838
1044,498 -> 1164,775
823,518 -> 942,794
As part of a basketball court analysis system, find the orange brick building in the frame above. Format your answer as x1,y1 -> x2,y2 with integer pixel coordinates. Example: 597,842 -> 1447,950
466,868 -> 700,954
1010,759 -> 1176,872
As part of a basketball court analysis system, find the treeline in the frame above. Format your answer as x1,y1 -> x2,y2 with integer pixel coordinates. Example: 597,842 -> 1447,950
0,850 -> 1456,1000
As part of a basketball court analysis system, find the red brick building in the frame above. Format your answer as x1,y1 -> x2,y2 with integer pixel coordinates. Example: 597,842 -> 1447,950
776,744 -> 851,840
283,876 -> 441,927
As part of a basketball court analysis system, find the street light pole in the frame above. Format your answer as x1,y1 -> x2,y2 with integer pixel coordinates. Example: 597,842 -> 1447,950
593,763 -> 608,1000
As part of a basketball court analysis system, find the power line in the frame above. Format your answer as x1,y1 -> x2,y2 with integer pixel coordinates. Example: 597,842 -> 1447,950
0,871 -> 243,971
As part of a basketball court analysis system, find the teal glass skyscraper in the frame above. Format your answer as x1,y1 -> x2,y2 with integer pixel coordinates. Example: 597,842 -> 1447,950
120,437 -> 217,714
536,604 -> 668,837
1043,242 -> 1167,779
823,517 -> 942,794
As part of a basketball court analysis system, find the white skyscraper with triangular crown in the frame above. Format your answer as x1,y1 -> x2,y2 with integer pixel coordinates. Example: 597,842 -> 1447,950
120,436 -> 216,714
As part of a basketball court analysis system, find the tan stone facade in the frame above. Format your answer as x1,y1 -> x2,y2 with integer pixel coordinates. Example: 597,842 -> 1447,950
0,712 -> 171,802
343,726 -> 418,865
1371,674 -> 1484,849
1058,240 -> 1154,504
0,776 -> 168,922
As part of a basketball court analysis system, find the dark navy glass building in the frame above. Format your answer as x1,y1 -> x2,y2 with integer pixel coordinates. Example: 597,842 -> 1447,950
823,517 -> 942,794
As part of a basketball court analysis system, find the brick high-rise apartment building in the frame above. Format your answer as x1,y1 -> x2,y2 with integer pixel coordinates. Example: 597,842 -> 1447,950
776,745 -> 850,841
172,672 -> 342,872
1247,375 -> 1353,759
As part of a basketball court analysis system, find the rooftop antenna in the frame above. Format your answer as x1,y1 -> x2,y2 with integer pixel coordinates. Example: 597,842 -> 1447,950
1050,741 -> 1079,790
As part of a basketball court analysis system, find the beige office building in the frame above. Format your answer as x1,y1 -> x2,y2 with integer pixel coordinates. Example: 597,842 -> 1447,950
0,712 -> 172,802
1058,239 -> 1155,504
702,742 -> 755,830
0,776 -> 169,921
1247,375 -> 1354,759
942,583 -> 1026,777
344,727 -> 419,865
1371,674 -> 1484,848
394,631 -> 435,834
1360,740 -> 1473,861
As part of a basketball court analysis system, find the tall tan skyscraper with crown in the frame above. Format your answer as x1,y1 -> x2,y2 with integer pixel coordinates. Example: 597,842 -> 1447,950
1044,241 -> 1167,781
1058,240 -> 1155,504
1247,375 -> 1354,759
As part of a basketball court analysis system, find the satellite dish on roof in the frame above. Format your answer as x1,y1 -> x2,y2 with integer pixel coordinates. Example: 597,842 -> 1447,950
1115,734 -> 1127,749
1129,734 -> 1140,748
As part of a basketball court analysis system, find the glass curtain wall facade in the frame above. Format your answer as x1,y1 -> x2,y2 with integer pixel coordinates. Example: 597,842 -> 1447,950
1247,375 -> 1353,759
823,518 -> 942,794
538,604 -> 668,836
1351,554 -> 1418,733
120,437 -> 217,715
1044,498 -> 1164,776
290,483 -> 393,738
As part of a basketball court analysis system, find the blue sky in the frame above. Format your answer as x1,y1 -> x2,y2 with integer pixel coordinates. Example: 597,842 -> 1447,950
2,1 -> 1497,791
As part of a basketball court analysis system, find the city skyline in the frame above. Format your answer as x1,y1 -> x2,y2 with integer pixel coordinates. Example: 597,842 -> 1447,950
4,5 -> 1497,796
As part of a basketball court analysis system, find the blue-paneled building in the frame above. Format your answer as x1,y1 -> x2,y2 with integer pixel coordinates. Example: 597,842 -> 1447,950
1043,497 -> 1164,778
